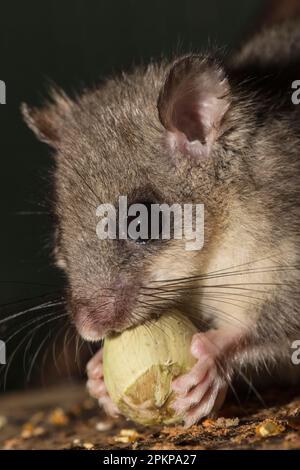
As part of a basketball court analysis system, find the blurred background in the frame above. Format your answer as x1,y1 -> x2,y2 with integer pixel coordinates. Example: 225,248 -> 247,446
0,0 -> 298,391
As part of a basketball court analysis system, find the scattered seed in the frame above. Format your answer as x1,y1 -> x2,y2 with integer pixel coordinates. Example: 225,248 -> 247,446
202,417 -> 239,429
96,421 -> 113,432
114,436 -> 130,444
114,429 -> 142,443
48,408 -> 69,426
83,442 -> 94,450
33,426 -> 46,437
202,419 -> 215,428
256,419 -> 285,437
215,417 -> 240,428
3,438 -> 19,450
21,423 -> 34,439
121,429 -> 142,440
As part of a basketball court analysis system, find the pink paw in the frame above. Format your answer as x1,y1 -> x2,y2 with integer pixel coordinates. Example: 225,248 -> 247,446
172,332 -> 228,428
86,348 -> 119,418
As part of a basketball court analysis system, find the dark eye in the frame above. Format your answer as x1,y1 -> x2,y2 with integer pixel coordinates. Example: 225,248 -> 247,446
127,201 -> 163,244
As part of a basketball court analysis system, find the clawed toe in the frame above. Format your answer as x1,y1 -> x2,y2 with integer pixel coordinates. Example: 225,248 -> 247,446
171,331 -> 229,427
86,348 -> 120,418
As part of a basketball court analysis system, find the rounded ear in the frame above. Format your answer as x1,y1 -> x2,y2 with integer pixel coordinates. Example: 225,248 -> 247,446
158,55 -> 230,160
21,89 -> 72,147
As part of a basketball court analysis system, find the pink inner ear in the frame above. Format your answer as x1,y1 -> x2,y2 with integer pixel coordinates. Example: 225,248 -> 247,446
159,58 -> 230,160
167,89 -> 229,160
174,102 -> 204,142
173,87 -> 229,154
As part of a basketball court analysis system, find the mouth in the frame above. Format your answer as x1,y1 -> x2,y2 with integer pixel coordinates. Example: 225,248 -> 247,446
77,304 -> 163,342
76,304 -> 146,341
74,279 -> 191,341
77,318 -> 130,342
72,287 -> 140,341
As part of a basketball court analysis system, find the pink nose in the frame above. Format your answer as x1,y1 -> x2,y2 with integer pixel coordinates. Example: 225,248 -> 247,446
72,298 -> 117,341
71,283 -> 137,340
70,278 -> 139,340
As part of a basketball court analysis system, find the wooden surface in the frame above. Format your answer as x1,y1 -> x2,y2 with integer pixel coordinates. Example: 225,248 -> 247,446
1,383 -> 300,450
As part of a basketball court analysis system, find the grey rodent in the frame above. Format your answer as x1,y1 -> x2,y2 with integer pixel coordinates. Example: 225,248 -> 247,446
22,18 -> 300,426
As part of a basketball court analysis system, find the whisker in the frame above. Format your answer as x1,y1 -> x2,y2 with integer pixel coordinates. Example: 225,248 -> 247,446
1,312 -> 67,389
60,326 -> 76,378
152,263 -> 299,287
0,291 -> 63,311
0,280 -> 60,287
26,331 -> 53,383
3,309 -> 67,345
0,299 -> 66,325
52,321 -> 69,376
12,211 -> 50,216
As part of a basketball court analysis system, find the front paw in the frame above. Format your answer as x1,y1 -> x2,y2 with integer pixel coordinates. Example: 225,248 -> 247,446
172,332 -> 228,428
86,348 -> 119,418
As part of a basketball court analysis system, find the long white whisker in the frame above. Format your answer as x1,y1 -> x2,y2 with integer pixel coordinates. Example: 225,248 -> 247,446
0,300 -> 65,325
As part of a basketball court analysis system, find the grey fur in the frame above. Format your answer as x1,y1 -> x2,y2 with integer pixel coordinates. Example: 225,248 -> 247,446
23,19 -> 300,388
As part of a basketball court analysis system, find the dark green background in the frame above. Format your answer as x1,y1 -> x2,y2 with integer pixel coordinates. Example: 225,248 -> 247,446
0,0 -> 266,387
